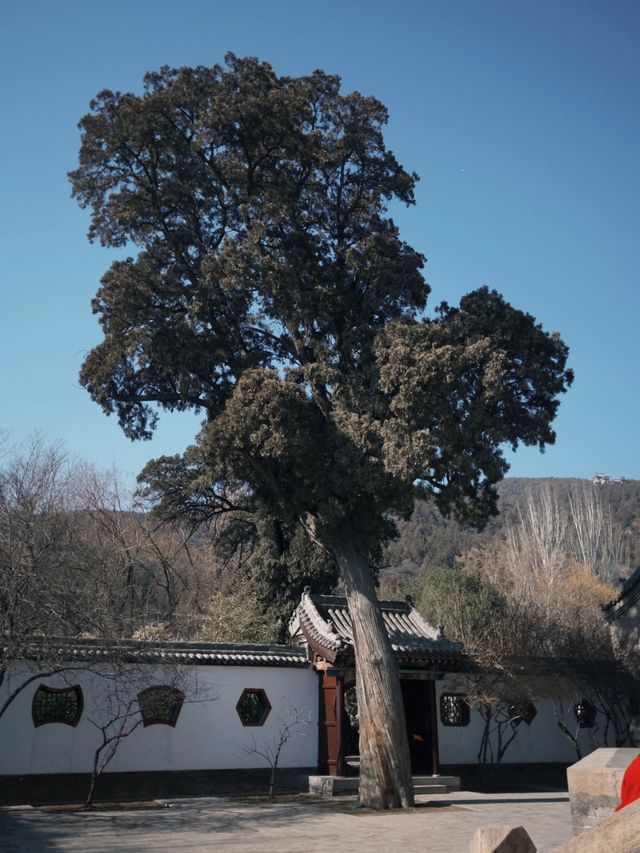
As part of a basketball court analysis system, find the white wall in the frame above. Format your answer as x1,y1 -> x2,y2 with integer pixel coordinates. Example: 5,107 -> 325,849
0,662 -> 319,776
2,662 -> 616,777
436,674 -> 609,765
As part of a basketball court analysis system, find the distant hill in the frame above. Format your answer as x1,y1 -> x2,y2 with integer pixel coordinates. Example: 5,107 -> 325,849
382,477 -> 640,583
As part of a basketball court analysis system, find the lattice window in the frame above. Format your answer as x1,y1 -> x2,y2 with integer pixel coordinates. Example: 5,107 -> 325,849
138,686 -> 185,727
32,684 -> 83,727
574,699 -> 597,729
508,701 -> 538,727
236,688 -> 271,726
440,693 -> 470,727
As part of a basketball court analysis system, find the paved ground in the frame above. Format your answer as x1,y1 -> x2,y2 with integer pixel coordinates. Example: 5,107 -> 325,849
0,791 -> 574,853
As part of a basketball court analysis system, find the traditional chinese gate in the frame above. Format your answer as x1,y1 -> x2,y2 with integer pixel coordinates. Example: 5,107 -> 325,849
318,670 -> 440,776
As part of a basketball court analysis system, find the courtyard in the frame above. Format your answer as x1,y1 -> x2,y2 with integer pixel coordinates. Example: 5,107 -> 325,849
0,790 -> 574,853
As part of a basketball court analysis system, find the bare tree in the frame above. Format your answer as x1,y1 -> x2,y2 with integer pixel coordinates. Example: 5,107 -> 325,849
83,660 -> 206,807
238,704 -> 311,799
504,485 -> 569,611
0,436 -> 89,688
568,484 -> 628,583
475,698 -> 526,767
0,437 -> 220,724
503,483 -> 629,603
85,686 -> 144,808
552,696 -> 589,761
74,465 -> 217,637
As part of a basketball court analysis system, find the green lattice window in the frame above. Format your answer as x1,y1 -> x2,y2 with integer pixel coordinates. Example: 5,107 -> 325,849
440,693 -> 470,727
138,686 -> 185,727
32,684 -> 83,727
236,688 -> 271,726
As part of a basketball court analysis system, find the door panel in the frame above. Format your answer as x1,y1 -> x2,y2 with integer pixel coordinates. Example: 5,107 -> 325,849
401,679 -> 433,774
319,673 -> 338,775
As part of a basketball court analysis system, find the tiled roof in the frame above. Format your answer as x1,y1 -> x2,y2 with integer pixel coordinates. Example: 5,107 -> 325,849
6,637 -> 310,668
603,565 -> 640,622
289,592 -> 463,663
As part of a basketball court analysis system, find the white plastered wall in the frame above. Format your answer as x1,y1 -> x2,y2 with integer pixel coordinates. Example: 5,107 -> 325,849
0,662 -> 319,776
436,673 -> 609,765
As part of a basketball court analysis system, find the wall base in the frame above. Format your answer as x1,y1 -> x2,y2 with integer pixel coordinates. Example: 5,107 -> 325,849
441,762 -> 572,793
0,767 -> 318,806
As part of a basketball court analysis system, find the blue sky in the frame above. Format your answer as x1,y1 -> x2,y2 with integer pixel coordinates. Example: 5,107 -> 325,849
1,0 -> 638,481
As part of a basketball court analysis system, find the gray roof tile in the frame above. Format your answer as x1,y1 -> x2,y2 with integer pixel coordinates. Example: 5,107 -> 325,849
290,593 -> 463,662
6,636 -> 310,668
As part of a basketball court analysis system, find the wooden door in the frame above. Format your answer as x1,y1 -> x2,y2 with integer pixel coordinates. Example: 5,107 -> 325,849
318,672 -> 345,775
401,678 -> 433,774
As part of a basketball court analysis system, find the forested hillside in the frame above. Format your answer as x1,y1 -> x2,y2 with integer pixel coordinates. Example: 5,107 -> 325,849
3,435 -> 638,651
382,477 -> 640,588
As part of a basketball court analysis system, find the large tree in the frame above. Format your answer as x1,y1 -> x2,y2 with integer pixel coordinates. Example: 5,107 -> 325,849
70,54 -> 572,808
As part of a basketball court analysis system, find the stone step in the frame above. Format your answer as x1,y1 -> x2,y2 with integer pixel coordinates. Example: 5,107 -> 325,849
412,775 -> 461,791
413,784 -> 448,795
308,773 -> 461,798
309,776 -> 359,796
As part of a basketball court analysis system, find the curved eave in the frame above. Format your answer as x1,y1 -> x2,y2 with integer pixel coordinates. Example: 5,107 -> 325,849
300,623 -> 340,664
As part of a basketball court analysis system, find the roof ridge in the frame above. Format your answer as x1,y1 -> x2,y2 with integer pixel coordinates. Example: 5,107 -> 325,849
9,635 -> 301,650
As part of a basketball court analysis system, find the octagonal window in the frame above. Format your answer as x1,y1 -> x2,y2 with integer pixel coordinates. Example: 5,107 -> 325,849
236,688 -> 271,726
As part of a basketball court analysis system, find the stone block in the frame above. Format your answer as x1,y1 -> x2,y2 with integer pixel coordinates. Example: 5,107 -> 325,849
566,748 -> 640,834
551,797 -> 640,852
567,748 -> 639,798
469,824 -> 536,853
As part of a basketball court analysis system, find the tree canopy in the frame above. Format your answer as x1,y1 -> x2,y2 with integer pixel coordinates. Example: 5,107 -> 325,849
71,54 -> 573,808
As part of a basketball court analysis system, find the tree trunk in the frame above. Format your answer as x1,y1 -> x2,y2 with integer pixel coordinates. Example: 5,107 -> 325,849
329,530 -> 414,809
85,770 -> 98,808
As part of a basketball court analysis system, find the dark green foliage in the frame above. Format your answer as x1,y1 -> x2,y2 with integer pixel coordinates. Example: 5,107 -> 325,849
216,512 -> 340,641
71,55 -> 425,446
72,52 -> 572,594
376,288 -> 572,526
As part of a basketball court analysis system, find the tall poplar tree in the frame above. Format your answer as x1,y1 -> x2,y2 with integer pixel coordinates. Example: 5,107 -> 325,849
71,54 -> 572,808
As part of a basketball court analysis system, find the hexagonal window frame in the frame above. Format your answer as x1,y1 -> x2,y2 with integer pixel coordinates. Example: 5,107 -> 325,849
236,688 -> 272,726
